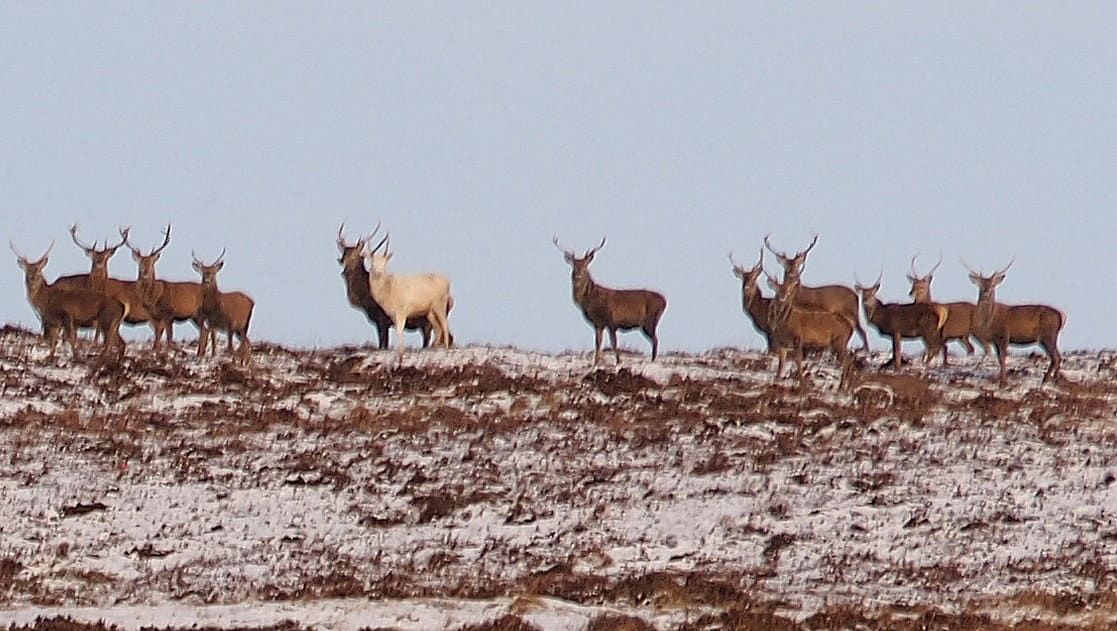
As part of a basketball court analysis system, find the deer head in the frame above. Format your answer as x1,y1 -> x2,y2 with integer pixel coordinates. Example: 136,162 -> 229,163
192,249 -> 227,287
729,249 -> 765,293
853,271 -> 884,303
963,258 -> 1014,302
359,223 -> 395,276
124,225 -> 172,282
70,224 -> 129,278
11,241 -> 53,293
764,233 -> 817,280
553,235 -> 606,285
907,253 -> 942,301
337,221 -> 381,270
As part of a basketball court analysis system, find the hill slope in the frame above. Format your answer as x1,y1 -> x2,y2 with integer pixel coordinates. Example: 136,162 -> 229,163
0,326 -> 1115,630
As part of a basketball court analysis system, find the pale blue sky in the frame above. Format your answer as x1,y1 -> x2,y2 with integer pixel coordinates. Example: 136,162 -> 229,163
2,3 -> 1114,352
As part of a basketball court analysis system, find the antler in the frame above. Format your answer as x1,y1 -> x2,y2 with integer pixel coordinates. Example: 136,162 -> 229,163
959,257 -> 982,276
585,236 -> 607,258
10,240 -> 53,265
192,248 -> 226,267
995,256 -> 1015,276
124,225 -> 171,257
552,235 -> 571,255
798,234 -> 819,258
69,223 -> 95,252
110,226 -> 130,252
763,233 -> 785,260
337,223 -> 350,251
364,222 -> 389,255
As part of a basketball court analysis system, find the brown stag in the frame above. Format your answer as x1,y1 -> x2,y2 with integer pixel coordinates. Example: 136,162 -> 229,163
554,236 -> 667,365
337,223 -> 442,349
192,250 -> 255,365
907,254 -> 988,366
766,273 -> 854,380
855,276 -> 947,370
963,259 -> 1065,384
764,234 -> 869,351
123,225 -> 204,352
729,249 -> 773,351
53,224 -> 156,342
11,241 -> 126,362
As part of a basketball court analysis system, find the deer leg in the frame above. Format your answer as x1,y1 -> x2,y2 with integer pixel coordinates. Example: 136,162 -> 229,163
608,328 -> 621,364
419,318 -> 433,349
376,319 -> 391,350
394,316 -> 407,364
642,324 -> 658,361
435,305 -> 452,348
237,331 -> 251,366
151,321 -> 165,353
886,334 -> 901,370
197,324 -> 209,357
593,328 -> 603,365
995,340 -> 1009,385
1041,339 -> 1061,383
857,323 -> 871,354
960,336 -> 975,356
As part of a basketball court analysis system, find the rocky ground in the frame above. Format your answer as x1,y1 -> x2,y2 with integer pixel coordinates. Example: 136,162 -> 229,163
0,324 -> 1114,630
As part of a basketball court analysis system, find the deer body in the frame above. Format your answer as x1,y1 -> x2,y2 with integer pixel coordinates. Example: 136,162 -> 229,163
52,225 -> 155,338
555,237 -> 666,365
907,255 -> 988,365
361,230 -> 453,361
730,251 -> 774,351
967,263 -> 1064,384
193,253 -> 255,364
856,282 -> 947,369
13,244 -> 126,362
767,275 -> 853,379
337,225 -> 439,349
764,235 -> 869,351
125,226 -> 204,351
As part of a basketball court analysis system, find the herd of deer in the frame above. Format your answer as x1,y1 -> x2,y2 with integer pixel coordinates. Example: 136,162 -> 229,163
553,233 -> 1064,386
11,225 -> 254,365
10,224 -> 1066,386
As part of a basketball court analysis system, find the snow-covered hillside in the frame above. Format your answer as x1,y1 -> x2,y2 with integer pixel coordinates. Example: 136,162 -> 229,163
0,325 -> 1114,630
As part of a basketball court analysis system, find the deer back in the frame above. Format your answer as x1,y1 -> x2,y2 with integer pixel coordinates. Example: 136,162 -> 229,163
793,284 -> 859,321
578,283 -> 666,329
990,303 -> 1065,344
773,306 -> 854,350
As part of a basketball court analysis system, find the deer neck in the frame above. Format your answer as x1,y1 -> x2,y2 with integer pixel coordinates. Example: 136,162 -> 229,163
24,275 -> 48,308
744,284 -> 767,321
367,270 -> 393,301
201,279 -> 222,307
975,290 -> 998,328
910,287 -> 932,304
89,266 -> 109,287
572,272 -> 597,305
343,262 -> 370,298
861,296 -> 882,322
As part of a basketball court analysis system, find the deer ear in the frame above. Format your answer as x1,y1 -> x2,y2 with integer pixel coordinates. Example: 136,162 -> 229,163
132,250 -> 142,262
563,252 -> 574,264
905,274 -> 917,283
968,273 -> 982,285
192,261 -> 202,273
215,260 -> 224,272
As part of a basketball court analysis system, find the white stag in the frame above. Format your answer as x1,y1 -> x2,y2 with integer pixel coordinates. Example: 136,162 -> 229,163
362,229 -> 453,361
